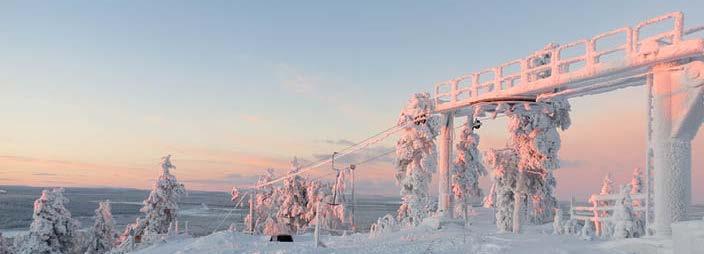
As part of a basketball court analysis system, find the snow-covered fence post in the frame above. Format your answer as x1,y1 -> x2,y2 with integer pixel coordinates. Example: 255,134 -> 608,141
314,201 -> 321,248
650,61 -> 704,237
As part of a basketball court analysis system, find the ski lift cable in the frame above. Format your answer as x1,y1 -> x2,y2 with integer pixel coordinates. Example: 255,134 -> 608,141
255,112 -> 507,189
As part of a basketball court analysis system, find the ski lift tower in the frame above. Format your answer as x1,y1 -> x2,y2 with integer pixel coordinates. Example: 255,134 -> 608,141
431,12 -> 704,236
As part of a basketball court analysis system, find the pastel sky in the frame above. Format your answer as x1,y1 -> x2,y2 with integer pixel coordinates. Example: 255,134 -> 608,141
1,1 -> 703,203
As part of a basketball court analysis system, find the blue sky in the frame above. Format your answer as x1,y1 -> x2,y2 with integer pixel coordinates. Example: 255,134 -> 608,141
1,1 -> 703,201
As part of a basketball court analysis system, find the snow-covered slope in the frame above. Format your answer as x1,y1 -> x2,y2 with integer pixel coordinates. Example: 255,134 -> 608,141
132,208 -> 624,254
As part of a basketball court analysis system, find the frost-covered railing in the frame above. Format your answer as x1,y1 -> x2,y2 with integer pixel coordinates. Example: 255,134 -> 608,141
569,193 -> 646,236
433,12 -> 704,112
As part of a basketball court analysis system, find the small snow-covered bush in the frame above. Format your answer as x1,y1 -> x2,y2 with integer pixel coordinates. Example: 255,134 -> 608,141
562,218 -> 582,235
369,214 -> 399,239
580,221 -> 595,241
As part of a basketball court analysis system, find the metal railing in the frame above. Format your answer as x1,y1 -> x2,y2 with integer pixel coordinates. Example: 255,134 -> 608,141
433,12 -> 697,109
569,193 -> 646,236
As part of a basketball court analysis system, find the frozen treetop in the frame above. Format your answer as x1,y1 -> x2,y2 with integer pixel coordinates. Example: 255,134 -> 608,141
161,154 -> 175,175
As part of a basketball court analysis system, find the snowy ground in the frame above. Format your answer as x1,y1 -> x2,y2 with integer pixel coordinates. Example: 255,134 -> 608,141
132,208 -> 639,254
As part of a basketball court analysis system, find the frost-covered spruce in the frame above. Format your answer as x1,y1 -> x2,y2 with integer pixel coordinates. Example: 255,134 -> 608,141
552,209 -> 563,234
507,99 -> 570,225
580,221 -> 595,240
395,93 -> 440,227
612,185 -> 643,239
276,157 -> 311,234
562,218 -> 582,235
86,201 -> 116,254
451,119 -> 487,218
0,233 -> 12,254
591,173 -> 615,218
484,148 -> 519,232
16,188 -> 81,254
630,168 -> 643,208
139,155 -> 186,239
118,155 -> 185,247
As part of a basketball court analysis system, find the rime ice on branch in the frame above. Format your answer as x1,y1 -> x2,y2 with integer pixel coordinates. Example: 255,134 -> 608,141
86,201 -> 116,254
507,99 -> 571,227
395,93 -> 440,227
15,188 -> 81,254
451,117 -> 487,219
118,155 -> 186,248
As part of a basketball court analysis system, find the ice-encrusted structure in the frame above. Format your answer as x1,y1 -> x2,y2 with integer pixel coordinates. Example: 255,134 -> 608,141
117,155 -> 186,249
507,99 -> 570,227
395,93 -> 440,227
451,120 -> 487,218
15,188 -> 81,254
86,201 -> 116,254
484,148 -> 519,232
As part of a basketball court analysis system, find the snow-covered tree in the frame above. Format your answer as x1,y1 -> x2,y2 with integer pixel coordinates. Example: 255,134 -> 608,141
0,233 -> 12,254
630,168 -> 643,208
580,221 -> 595,240
276,157 -> 311,234
395,93 -> 440,227
553,209 -> 564,234
611,185 -> 644,239
562,218 -> 582,235
482,183 -> 496,208
244,168 -> 279,234
85,201 -> 116,254
15,188 -> 81,254
507,99 -> 570,226
451,119 -> 487,218
599,173 -> 614,196
484,148 -> 519,232
117,155 -> 186,248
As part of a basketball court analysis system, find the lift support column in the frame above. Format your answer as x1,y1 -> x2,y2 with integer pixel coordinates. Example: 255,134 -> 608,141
652,61 -> 704,237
